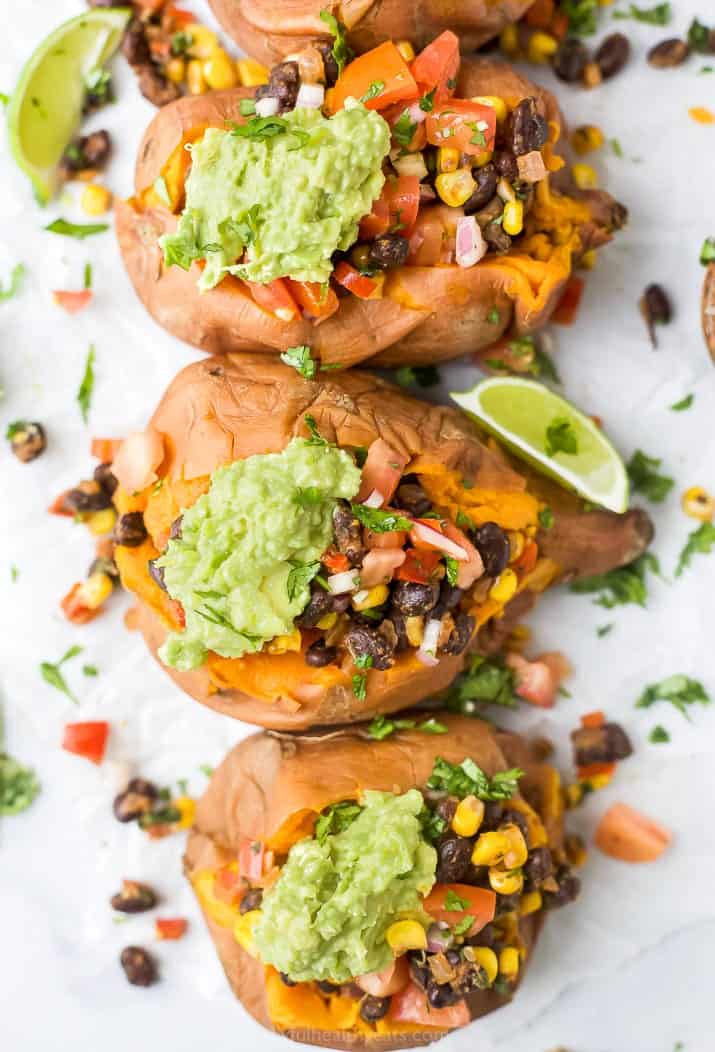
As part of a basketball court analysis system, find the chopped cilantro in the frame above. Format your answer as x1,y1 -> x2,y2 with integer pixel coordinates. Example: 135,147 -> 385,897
670,393 -> 694,411
419,717 -> 448,735
700,237 -> 715,265
447,654 -> 517,714
281,344 -> 316,379
427,756 -> 522,801
649,724 -> 670,743
303,414 -> 330,446
10,565 -> 19,582
319,9 -> 353,74
171,30 -> 193,55
0,753 -> 41,815
675,522 -> 715,577
361,80 -> 384,103
610,138 -> 624,158
538,506 -> 554,530
486,307 -> 501,325
286,559 -> 321,602
83,262 -> 92,290
77,344 -> 96,424
315,800 -> 362,843
82,665 -> 98,677
293,487 -> 325,508
350,504 -> 412,533
352,672 -> 368,700
419,89 -> 436,112
560,0 -> 600,34
445,556 -> 459,586
444,889 -> 471,911
626,450 -> 674,503
545,416 -> 579,457
367,715 -> 446,740
419,806 -> 447,844
597,623 -> 614,638
636,675 -> 710,719
0,263 -> 25,303
393,365 -> 440,388
199,764 -> 214,777
231,116 -> 310,149
456,509 -> 475,532
613,2 -> 671,25
531,346 -> 561,385
570,551 -> 660,608
45,218 -> 109,239
687,18 -> 711,51
40,645 -> 83,703
392,110 -> 417,148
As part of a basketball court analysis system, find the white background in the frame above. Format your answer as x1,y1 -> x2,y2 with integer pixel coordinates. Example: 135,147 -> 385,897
1,2 -> 714,1050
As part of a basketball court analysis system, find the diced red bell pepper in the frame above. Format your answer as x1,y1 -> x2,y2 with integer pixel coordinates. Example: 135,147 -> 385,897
512,539 -> 539,574
328,42 -> 418,114
62,721 -> 109,765
422,883 -> 496,935
552,276 -> 585,325
53,290 -> 93,314
360,175 -> 421,242
357,438 -> 410,505
155,917 -> 188,940
333,261 -> 378,300
60,582 -> 99,625
426,100 -> 497,156
394,548 -> 442,584
410,31 -> 460,105
244,277 -> 299,322
286,280 -> 340,322
238,838 -> 265,881
48,491 -> 74,517
90,437 -> 123,462
166,4 -> 196,27
323,550 -> 350,574
578,761 -> 616,781
581,710 -> 605,729
526,0 -> 556,28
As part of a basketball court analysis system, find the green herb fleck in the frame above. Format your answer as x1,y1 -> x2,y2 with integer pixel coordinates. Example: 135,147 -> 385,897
687,17 -> 711,51
10,565 -> 19,582
570,551 -> 660,608
700,237 -> 715,265
419,806 -> 447,843
350,504 -> 412,533
392,110 -> 418,148
626,449 -> 674,503
670,393 -> 694,411
239,97 -> 256,117
0,753 -> 41,815
447,655 -> 517,714
649,724 -> 670,743
613,3 -> 671,25
427,756 -> 522,801
610,138 -> 624,158
77,345 -> 96,424
487,307 -> 501,325
699,65 -> 714,74
444,556 -> 459,586
303,414 -> 330,446
444,889 -> 471,911
419,88 -> 436,112
82,665 -> 98,677
319,9 -> 353,74
545,416 -> 579,457
281,344 -> 316,379
171,30 -> 193,55
419,717 -> 448,735
0,263 -> 26,303
83,262 -> 92,290
675,522 -> 715,577
361,80 -> 385,103
230,116 -> 310,149
636,675 -> 710,720
40,645 -> 83,703
597,623 -> 614,638
538,506 -> 554,530
45,219 -> 109,240
199,764 -> 214,778
560,0 -> 600,35
393,365 -> 440,388
315,800 -> 362,843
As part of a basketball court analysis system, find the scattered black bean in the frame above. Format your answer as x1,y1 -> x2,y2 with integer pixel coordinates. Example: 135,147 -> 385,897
120,946 -> 159,987
113,778 -> 159,823
8,422 -> 46,463
595,33 -> 630,80
639,283 -> 672,348
60,130 -> 112,175
508,97 -> 548,156
553,38 -> 589,83
148,559 -> 167,591
305,640 -> 339,667
255,61 -> 299,113
297,587 -> 335,628
524,846 -> 553,889
344,623 -> 396,671
332,501 -> 365,566
316,43 -> 339,86
409,955 -> 431,990
436,581 -> 464,613
386,612 -> 410,652
111,879 -> 158,914
122,18 -> 151,67
316,980 -> 339,994
500,809 -> 530,842
436,836 -> 473,883
472,522 -> 510,578
495,892 -> 521,915
369,233 -> 410,269
115,511 -> 148,547
493,150 -> 519,182
360,995 -> 390,1022
435,796 -> 458,823
571,722 -> 633,766
391,580 -> 440,617
169,516 -> 183,540
483,221 -> 512,254
66,480 -> 112,513
394,482 -> 431,517
543,867 -> 581,909
89,555 -> 119,581
466,922 -> 495,949
427,981 -> 460,1008
440,613 -> 475,656
463,164 -> 498,215
480,800 -> 504,831
647,38 -> 691,68
240,888 -> 263,914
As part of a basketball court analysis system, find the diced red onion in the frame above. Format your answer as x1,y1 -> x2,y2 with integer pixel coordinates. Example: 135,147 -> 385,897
296,82 -> 325,109
427,923 -> 454,954
362,489 -> 385,509
416,649 -> 439,667
255,96 -> 279,118
327,570 -> 359,595
411,521 -> 468,560
407,101 -> 428,125
417,618 -> 442,665
456,216 -> 487,269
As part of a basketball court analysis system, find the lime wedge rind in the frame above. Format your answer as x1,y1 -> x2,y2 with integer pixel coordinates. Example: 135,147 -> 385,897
7,8 -> 131,203
450,376 -> 629,514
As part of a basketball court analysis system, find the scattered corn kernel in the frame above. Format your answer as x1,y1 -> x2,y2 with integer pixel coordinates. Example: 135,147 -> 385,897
165,56 -> 186,84
298,46 -> 325,85
80,183 -> 112,216
489,568 -> 518,604
528,31 -> 559,64
87,507 -> 117,536
564,782 -> 585,809
583,771 -> 614,791
468,946 -> 498,984
435,168 -> 476,208
78,572 -> 113,610
187,25 -> 218,59
267,628 -> 302,654
471,830 -> 510,867
352,583 -> 389,611
386,920 -> 428,954
499,946 -> 520,980
452,795 -> 485,838
174,795 -> 196,829
500,24 -> 520,57
503,199 -> 524,236
316,612 -> 338,631
204,48 -> 238,90
393,150 -> 429,180
187,58 -> 207,95
570,124 -> 605,155
583,61 -> 602,89
507,531 -> 525,562
472,148 -> 494,169
565,833 -> 588,868
579,249 -> 598,270
396,40 -> 415,62
520,890 -> 543,916
472,95 -> 507,123
367,271 -> 386,300
405,615 -> 425,648
572,163 -> 599,190
236,57 -> 270,87
437,146 -> 460,173
689,106 -> 715,125
233,909 -> 262,956
682,486 -> 714,522
488,865 -> 524,895
501,824 -> 529,869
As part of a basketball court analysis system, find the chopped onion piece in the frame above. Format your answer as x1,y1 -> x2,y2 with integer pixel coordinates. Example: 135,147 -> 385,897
255,96 -> 279,118
411,521 -> 468,560
352,588 -> 369,605
296,82 -> 325,109
407,101 -> 428,125
363,489 -> 385,509
456,216 -> 487,269
416,648 -> 439,667
327,570 -> 359,595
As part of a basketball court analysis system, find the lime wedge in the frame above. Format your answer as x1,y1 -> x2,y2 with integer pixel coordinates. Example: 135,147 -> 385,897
451,376 -> 629,513
6,8 -> 131,203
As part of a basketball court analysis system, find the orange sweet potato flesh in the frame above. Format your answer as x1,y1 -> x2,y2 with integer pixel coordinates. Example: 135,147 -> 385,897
115,354 -> 653,730
115,57 -> 625,368
184,714 -> 552,1049
209,0 -> 533,64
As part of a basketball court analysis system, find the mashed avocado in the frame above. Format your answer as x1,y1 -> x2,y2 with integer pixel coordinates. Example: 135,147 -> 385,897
254,789 -> 436,983
161,102 -> 391,291
158,439 -> 361,671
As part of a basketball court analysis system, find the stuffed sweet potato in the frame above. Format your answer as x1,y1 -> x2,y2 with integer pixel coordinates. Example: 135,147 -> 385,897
116,33 -> 626,368
208,0 -> 534,66
111,353 -> 651,730
186,713 -> 578,1048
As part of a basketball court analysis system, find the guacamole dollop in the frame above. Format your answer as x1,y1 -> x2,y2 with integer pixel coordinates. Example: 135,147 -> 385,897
161,102 -> 391,291
157,439 -> 361,671
254,789 -> 437,983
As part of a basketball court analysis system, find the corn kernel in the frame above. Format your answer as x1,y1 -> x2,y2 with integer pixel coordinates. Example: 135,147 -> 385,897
187,58 -> 207,95
565,833 -> 588,868
583,771 -> 613,791
452,795 -> 485,838
499,946 -> 520,980
405,615 -> 425,648
267,628 -> 302,654
519,890 -> 542,916
472,148 -> 494,169
583,61 -> 602,89
437,146 -> 460,173
352,583 -> 389,611
489,568 -> 518,604
396,40 -> 415,62
78,572 -> 113,610
496,177 -> 515,203
572,163 -> 598,190
502,199 -> 524,236
204,48 -> 238,90
236,57 -> 270,87
507,531 -> 525,562
367,271 -> 386,300
468,946 -> 498,984
564,782 -> 584,809
500,24 -> 519,57
435,168 -> 476,208
187,24 -> 218,59
165,57 -> 186,84
682,486 -> 714,522
488,865 -> 524,895
316,612 -> 338,630
87,507 -> 117,536
471,830 -> 510,867
471,95 -> 507,123
386,920 -> 427,954
80,183 -> 112,216
501,824 -> 529,869
570,124 -> 605,156
233,909 -> 262,956
174,795 -> 196,829
527,31 -> 559,64
579,249 -> 598,270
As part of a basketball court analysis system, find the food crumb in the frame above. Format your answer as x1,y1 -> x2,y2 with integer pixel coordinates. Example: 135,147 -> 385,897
688,106 -> 715,124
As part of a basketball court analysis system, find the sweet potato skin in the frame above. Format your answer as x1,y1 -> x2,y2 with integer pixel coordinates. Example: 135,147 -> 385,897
209,0 -> 533,65
116,58 -> 621,368
184,715 -> 548,1048
121,354 -> 652,730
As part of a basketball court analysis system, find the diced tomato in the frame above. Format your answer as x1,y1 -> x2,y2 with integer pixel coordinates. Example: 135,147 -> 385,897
552,276 -> 585,325
440,521 -> 484,589
361,176 -> 421,242
359,195 -> 391,240
333,261 -> 378,300
357,955 -> 410,997
48,491 -> 74,517
244,277 -> 299,322
505,652 -> 557,708
550,10 -> 570,41
578,761 -> 616,781
394,548 -> 442,584
328,42 -> 418,114
525,0 -> 555,28
390,982 -> 470,1029
365,528 -> 407,550
112,430 -> 165,495
512,539 -> 539,574
60,582 -> 99,625
169,599 -> 186,630
423,883 -> 496,934
360,548 -> 406,588
539,650 -> 572,684
166,4 -> 196,27
426,100 -> 497,156
357,438 -> 410,504
322,550 -> 350,574
410,31 -> 460,105
214,866 -> 244,905
62,721 -> 109,765
595,802 -> 672,863
286,280 -> 339,322
156,917 -> 188,940
53,290 -> 93,314
581,710 -> 605,729
238,838 -> 265,881
90,437 -> 122,463
407,214 -> 445,266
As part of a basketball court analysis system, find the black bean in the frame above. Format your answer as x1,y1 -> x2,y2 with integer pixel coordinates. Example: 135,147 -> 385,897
344,623 -> 396,671
483,221 -> 512,254
437,581 -> 464,612
169,516 -> 183,540
148,559 -> 166,591
115,511 -> 148,547
466,923 -> 495,949
7,421 -> 46,463
120,946 -> 159,987
94,461 -> 118,497
360,995 -> 390,1022
391,580 -> 440,617
492,150 -> 519,182
305,640 -> 339,667
472,522 -> 510,578
316,980 -> 338,994
316,42 -> 339,86
385,613 -> 409,652
436,836 -> 473,883
257,61 -> 300,113
553,38 -> 589,83
647,38 -> 691,68
89,555 -> 119,581
280,972 -> 297,986
409,955 -> 431,990
240,888 -> 263,914
440,613 -> 475,656
297,587 -> 335,628
66,480 -> 112,513
332,501 -> 365,566
137,65 -> 181,108
543,867 -> 581,909
524,846 -> 553,889
427,981 -> 460,1008
435,797 -> 458,824
369,233 -> 409,269
495,893 -> 521,915
571,722 -> 633,767
595,33 -> 630,79
463,164 -> 498,215
508,97 -> 549,156
500,809 -> 529,841
111,879 -> 158,914
113,778 -> 158,823
480,801 -> 504,831
122,19 -> 151,67
394,482 -> 431,517
639,283 -> 672,348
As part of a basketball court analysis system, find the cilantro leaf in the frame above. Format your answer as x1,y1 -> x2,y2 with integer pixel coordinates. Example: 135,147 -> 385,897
350,504 -> 412,533
419,88 -> 436,112
687,17 -> 711,51
352,672 -> 368,700
319,9 -> 353,74
82,665 -> 98,677
700,237 -> 715,265
239,97 -> 256,117
444,556 -> 458,586
545,416 -> 579,457
487,308 -> 501,325
626,450 -> 674,503
636,675 -> 710,720
230,115 -> 304,143
419,717 -> 448,735
367,715 -> 447,740
597,623 -> 614,638
670,394 -> 694,411
0,263 -> 25,303
538,506 -> 554,530
613,2 -> 671,24
281,344 -> 317,379
447,655 -> 517,714
286,559 -> 321,602
393,365 -> 440,388
649,725 -> 670,743
315,800 -> 362,843
420,806 -> 447,843
444,889 -> 471,911
675,522 -> 715,577
569,551 -> 660,608
560,0 -> 600,34
77,344 -> 96,424
392,110 -> 418,148
293,486 -> 325,508
45,218 -> 109,240
303,414 -> 330,446
0,753 -> 41,815
40,645 -> 83,703
361,80 -> 385,103
427,756 -> 522,801
83,262 -> 92,290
